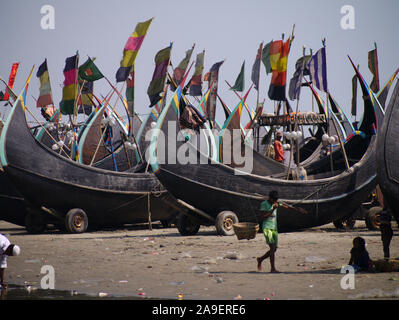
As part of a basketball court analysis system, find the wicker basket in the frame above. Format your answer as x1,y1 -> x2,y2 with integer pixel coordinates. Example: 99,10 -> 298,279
233,222 -> 259,240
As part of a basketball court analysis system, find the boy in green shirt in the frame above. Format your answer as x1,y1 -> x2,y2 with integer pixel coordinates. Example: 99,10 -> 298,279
257,190 -> 307,273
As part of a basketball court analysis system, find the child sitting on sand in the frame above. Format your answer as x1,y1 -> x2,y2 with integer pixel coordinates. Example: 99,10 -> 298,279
348,237 -> 373,272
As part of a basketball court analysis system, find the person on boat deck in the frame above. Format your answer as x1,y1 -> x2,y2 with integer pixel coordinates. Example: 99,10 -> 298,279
257,190 -> 307,273
273,131 -> 284,163
0,233 -> 21,289
348,236 -> 373,272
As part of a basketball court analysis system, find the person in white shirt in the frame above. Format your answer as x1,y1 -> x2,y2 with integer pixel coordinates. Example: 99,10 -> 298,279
0,234 -> 21,289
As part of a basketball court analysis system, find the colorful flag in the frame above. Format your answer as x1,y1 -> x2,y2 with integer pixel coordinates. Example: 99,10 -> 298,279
60,54 -> 79,115
230,61 -> 245,92
78,80 -> 93,115
368,45 -> 379,93
116,18 -> 153,82
268,40 -> 290,101
206,60 -> 224,124
172,45 -> 194,88
308,47 -> 328,93
78,57 -> 104,82
147,45 -> 172,107
189,50 -> 205,96
251,43 -> 263,90
288,55 -> 311,100
36,59 -> 54,108
1,63 -> 19,101
261,41 -> 272,75
20,66 -> 35,110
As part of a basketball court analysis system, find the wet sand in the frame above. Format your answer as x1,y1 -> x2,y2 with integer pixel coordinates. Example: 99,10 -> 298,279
1,220 -> 399,300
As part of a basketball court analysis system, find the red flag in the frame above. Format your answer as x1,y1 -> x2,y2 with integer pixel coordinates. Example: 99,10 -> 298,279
2,63 -> 19,101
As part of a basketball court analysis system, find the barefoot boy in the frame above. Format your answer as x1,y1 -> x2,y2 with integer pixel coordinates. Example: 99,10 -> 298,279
257,190 -> 307,273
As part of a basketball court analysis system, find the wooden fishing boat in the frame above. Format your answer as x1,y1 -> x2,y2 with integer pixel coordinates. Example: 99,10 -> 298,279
150,60 -> 380,235
0,98 -> 177,233
0,120 -> 31,227
376,79 -> 399,221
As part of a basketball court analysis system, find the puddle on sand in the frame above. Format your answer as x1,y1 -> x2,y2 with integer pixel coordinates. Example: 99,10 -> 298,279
0,284 -> 145,300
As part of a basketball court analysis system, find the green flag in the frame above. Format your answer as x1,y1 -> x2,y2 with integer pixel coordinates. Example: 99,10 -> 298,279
230,61 -> 245,92
261,41 -> 272,75
78,58 -> 104,82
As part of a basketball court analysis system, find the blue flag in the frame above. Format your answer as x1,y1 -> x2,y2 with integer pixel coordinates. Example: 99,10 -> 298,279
308,47 -> 328,93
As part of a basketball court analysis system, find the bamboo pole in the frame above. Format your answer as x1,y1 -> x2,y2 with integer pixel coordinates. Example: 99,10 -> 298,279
24,106 -> 72,159
89,123 -> 109,166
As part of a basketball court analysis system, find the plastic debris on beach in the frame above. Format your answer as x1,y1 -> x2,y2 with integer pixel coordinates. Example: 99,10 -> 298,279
170,281 -> 185,286
305,256 -> 327,263
191,265 -> 209,273
98,292 -> 108,297
224,252 -> 245,260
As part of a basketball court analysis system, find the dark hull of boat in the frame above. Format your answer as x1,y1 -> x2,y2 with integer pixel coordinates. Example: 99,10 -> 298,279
0,172 -> 29,226
0,100 -> 175,226
151,62 -> 378,232
155,136 -> 376,232
376,80 -> 399,221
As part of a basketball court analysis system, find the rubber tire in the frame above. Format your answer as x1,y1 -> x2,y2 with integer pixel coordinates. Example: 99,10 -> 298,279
25,211 -> 46,234
65,208 -> 88,233
365,206 -> 382,231
176,212 -> 200,236
215,211 -> 239,236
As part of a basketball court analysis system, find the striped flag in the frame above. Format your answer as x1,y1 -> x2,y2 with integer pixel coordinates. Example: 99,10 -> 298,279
308,47 -> 328,93
267,40 -> 290,101
36,59 -> 53,108
60,54 -> 79,115
368,46 -> 379,93
147,45 -> 172,107
116,18 -> 153,82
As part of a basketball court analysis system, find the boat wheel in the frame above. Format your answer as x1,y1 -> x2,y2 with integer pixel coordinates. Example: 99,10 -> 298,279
215,211 -> 238,236
65,208 -> 88,233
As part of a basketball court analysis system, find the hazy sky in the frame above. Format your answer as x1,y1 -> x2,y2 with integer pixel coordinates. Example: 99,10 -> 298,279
1,0 -> 398,126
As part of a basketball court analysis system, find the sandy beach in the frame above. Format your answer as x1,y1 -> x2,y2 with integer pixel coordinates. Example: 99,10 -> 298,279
1,219 -> 398,300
